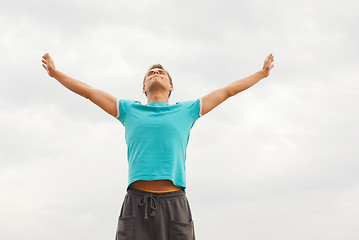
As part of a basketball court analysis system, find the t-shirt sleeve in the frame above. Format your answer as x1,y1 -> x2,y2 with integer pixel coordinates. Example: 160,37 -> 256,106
186,98 -> 203,122
115,99 -> 136,125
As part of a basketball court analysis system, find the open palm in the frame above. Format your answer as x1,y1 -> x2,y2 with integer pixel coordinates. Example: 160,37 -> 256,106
262,53 -> 274,77
42,53 -> 56,77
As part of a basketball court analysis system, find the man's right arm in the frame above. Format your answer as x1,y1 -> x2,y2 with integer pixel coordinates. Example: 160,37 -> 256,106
42,53 -> 118,118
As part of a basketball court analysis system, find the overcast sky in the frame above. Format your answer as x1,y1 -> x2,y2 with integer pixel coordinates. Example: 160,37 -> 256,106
1,0 -> 358,239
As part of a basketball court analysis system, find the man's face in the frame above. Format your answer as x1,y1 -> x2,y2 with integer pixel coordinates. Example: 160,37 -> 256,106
143,68 -> 173,96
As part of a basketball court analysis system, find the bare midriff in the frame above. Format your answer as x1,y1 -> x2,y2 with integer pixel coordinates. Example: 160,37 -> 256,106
130,179 -> 183,191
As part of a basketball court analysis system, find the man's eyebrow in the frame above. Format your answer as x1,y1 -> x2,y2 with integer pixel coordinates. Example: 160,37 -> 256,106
147,69 -> 166,74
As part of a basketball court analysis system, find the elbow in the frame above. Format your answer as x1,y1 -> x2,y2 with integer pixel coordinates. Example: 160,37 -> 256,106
81,88 -> 92,99
83,85 -> 96,99
225,87 -> 235,98
227,86 -> 245,98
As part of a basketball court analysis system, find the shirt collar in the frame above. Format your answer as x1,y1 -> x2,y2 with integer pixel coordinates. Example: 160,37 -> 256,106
146,102 -> 170,106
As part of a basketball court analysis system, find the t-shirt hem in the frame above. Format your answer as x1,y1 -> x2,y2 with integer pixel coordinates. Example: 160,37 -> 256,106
198,98 -> 203,117
128,176 -> 186,190
115,98 -> 122,120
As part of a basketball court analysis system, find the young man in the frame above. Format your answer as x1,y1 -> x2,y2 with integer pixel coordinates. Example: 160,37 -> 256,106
42,53 -> 274,240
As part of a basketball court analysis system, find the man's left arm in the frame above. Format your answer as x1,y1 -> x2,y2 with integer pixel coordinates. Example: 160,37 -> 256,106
201,54 -> 274,116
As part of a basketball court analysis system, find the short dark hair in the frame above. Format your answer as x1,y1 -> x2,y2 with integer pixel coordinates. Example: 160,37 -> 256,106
143,64 -> 173,97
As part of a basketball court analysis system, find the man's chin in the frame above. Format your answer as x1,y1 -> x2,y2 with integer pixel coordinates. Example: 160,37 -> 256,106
149,79 -> 164,86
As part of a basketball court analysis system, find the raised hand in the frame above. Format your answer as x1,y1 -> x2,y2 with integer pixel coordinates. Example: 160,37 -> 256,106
261,53 -> 275,77
42,53 -> 57,77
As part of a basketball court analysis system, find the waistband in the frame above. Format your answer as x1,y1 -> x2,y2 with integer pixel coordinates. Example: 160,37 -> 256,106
127,186 -> 185,199
126,186 -> 186,221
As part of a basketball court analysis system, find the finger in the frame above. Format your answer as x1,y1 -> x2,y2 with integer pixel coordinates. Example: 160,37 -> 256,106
42,59 -> 47,64
42,64 -> 47,70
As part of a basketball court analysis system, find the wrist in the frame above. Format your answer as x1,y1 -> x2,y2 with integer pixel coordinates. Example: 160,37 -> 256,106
50,67 -> 59,78
258,69 -> 269,78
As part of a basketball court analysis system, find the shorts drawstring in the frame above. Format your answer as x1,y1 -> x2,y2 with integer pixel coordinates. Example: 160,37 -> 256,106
138,193 -> 158,221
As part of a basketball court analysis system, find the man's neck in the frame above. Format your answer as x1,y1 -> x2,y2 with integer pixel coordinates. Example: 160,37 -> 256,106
146,92 -> 169,103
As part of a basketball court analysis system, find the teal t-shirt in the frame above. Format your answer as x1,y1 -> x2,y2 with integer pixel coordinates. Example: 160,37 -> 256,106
116,99 -> 202,192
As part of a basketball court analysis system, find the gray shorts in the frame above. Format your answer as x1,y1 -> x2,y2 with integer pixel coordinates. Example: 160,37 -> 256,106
115,186 -> 196,240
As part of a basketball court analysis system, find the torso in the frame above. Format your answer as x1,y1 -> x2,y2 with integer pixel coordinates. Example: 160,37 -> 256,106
130,179 -> 183,191
120,100 -> 201,192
